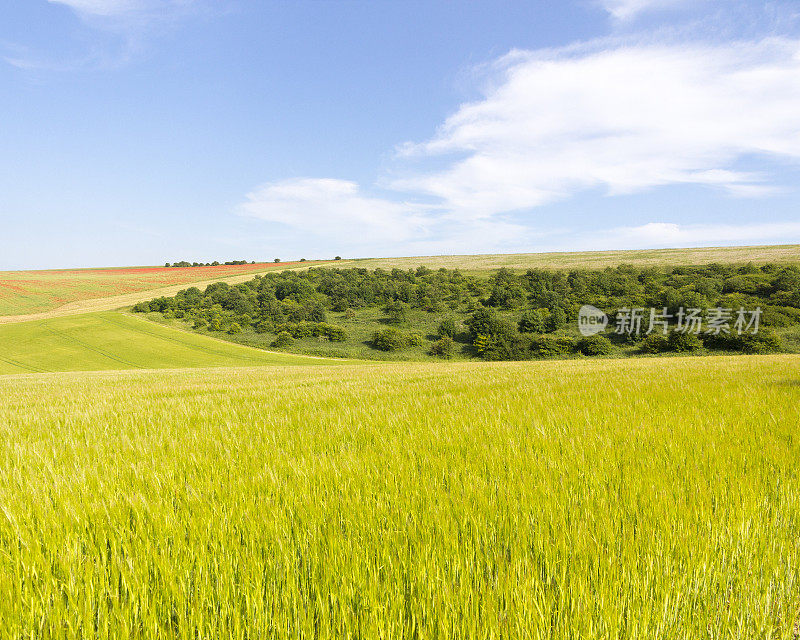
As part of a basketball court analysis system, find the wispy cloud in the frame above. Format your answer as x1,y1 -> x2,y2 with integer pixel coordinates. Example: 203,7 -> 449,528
240,35 -> 800,254
598,0 -> 695,22
393,37 -> 800,217
3,0 -> 201,70
582,220 -> 800,250
48,0 -> 144,17
237,178 -> 435,244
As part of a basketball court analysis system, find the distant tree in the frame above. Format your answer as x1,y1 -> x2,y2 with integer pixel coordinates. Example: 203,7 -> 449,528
274,258 -> 281,263
164,262 -> 170,267
211,261 -> 220,266
334,256 -> 342,260
300,258 -> 307,262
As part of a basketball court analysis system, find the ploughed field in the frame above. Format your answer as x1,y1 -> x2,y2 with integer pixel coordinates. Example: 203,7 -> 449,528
1,355 -> 798,638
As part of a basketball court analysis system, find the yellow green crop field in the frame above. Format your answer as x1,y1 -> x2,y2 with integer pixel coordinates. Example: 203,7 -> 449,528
0,311 -> 338,373
347,243 -> 800,273
1,355 -> 798,638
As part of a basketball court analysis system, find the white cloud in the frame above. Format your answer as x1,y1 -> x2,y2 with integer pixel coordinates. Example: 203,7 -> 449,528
239,37 -> 800,255
597,220 -> 800,248
599,0 -> 693,21
392,37 -> 800,218
237,178 -> 435,244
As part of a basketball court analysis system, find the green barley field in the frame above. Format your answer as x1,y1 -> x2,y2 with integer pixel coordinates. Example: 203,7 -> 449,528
0,312 -> 338,374
1,355 -> 799,638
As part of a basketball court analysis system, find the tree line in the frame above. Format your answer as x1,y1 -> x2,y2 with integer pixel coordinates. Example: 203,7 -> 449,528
133,263 -> 800,359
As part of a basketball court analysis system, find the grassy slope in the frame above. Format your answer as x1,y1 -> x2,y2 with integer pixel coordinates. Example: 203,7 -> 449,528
345,243 -> 800,273
0,261 -> 330,317
1,355 -> 798,637
0,311 -> 343,374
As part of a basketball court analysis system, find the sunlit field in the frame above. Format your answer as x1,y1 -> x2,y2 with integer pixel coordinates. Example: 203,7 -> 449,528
0,261 -> 328,317
0,312 -> 338,373
1,355 -> 798,638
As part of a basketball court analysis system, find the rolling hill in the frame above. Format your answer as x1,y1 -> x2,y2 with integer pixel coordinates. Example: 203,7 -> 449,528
0,311 -> 344,374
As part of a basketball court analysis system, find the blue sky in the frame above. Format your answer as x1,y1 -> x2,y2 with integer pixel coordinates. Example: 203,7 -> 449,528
2,0 -> 800,269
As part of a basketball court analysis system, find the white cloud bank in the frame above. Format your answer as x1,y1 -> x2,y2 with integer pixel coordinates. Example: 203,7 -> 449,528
241,36 -> 800,253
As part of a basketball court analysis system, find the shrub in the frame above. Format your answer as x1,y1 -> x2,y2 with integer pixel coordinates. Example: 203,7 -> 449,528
548,307 -> 566,332
254,321 -> 272,333
192,318 -> 207,330
437,317 -> 457,338
383,301 -> 408,325
576,334 -> 613,356
344,308 -> 356,320
737,331 -> 782,354
640,334 -> 669,354
317,323 -> 347,342
530,335 -> 576,358
429,336 -> 455,358
518,310 -> 547,333
132,301 -> 151,313
465,308 -> 502,338
271,331 -> 294,347
227,323 -> 242,335
405,332 -> 424,347
209,317 -> 222,332
372,328 -> 406,351
667,331 -> 703,352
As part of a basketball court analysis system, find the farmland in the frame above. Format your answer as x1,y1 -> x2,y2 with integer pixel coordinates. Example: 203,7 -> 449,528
349,244 -> 800,273
1,355 -> 798,638
0,261 -> 329,317
3,245 -> 798,321
0,311 -> 338,374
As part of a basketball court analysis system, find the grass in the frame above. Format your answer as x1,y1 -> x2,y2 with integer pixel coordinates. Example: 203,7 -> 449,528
1,355 -> 799,638
343,244 -> 800,274
0,261 -> 330,317
0,311 -> 343,374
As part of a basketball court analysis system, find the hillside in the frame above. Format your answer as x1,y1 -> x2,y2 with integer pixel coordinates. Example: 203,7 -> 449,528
1,246 -> 798,322
348,244 -> 800,272
0,311 -> 343,374
0,261 -> 330,317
